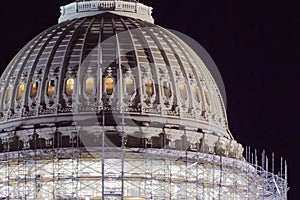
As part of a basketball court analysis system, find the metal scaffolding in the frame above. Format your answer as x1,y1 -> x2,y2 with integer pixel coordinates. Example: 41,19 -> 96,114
0,131 -> 288,200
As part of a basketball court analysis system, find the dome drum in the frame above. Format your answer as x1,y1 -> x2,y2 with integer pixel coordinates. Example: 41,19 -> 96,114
0,123 -> 243,160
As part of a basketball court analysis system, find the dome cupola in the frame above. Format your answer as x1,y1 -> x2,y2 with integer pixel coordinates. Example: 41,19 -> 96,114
59,0 -> 154,23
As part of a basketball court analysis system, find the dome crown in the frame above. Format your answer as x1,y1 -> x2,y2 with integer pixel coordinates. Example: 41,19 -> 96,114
59,0 -> 154,23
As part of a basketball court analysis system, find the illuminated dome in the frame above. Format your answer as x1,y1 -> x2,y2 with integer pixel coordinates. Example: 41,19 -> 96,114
0,1 -> 288,199
0,5 -> 231,142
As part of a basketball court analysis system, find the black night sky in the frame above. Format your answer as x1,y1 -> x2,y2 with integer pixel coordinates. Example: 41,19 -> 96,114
0,0 -> 299,198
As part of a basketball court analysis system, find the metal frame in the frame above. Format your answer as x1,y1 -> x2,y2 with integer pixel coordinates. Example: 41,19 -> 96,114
0,145 -> 288,199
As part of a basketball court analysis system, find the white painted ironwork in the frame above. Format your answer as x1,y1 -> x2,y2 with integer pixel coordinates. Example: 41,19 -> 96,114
59,0 -> 154,23
0,147 -> 288,199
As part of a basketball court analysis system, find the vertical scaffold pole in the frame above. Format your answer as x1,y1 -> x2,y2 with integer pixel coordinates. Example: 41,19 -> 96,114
218,155 -> 222,200
285,160 -> 288,198
272,153 -> 275,175
102,111 -> 105,198
121,112 -> 125,198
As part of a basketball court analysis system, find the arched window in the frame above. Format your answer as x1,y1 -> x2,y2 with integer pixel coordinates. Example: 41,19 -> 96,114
85,77 -> 94,95
204,89 -> 211,106
145,79 -> 154,97
162,81 -> 172,98
5,86 -> 12,104
125,77 -> 135,96
192,85 -> 201,103
178,83 -> 187,100
65,78 -> 75,96
30,82 -> 38,98
47,80 -> 56,97
16,83 -> 25,100
105,77 -> 114,95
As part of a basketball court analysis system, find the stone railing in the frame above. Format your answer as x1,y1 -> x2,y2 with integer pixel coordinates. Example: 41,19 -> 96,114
60,1 -> 153,20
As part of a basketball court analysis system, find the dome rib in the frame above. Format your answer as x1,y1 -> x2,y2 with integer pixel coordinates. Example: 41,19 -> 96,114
129,18 -> 162,110
15,26 -> 61,111
76,18 -> 98,106
155,27 -> 194,114
20,23 -> 70,112
163,28 -> 227,126
56,19 -> 89,105
112,17 -> 123,106
180,39 -> 229,129
139,22 -> 179,114
163,30 -> 212,117
21,27 -> 56,109
0,30 -> 46,112
119,17 -> 143,110
38,20 -> 80,109
127,18 -> 163,110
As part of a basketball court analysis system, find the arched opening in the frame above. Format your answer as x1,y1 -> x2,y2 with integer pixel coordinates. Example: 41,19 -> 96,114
178,83 -> 187,100
30,82 -> 38,98
5,86 -> 12,104
16,83 -> 25,101
105,77 -> 114,95
85,77 -> 94,95
204,89 -> 211,106
65,78 -> 75,96
125,77 -> 135,96
163,81 -> 172,98
47,80 -> 56,97
145,79 -> 154,97
193,85 -> 201,103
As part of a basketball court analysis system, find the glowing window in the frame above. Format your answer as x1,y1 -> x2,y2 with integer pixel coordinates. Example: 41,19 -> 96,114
31,82 -> 38,98
16,83 -> 25,100
125,77 -> 135,95
105,77 -> 114,95
163,81 -> 172,98
5,86 -> 12,103
85,77 -> 94,95
178,83 -> 187,100
47,80 -> 56,97
145,79 -> 154,97
193,85 -> 201,102
65,78 -> 75,96
204,89 -> 211,106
